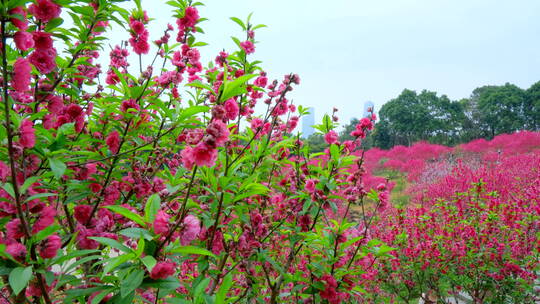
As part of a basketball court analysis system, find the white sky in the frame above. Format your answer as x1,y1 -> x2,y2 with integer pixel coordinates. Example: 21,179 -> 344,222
105,0 -> 540,127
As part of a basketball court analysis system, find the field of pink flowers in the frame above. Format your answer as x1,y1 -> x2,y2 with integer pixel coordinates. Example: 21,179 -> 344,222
352,131 -> 540,302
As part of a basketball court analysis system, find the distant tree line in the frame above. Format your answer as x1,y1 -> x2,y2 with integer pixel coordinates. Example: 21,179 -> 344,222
370,81 -> 539,149
304,81 -> 540,151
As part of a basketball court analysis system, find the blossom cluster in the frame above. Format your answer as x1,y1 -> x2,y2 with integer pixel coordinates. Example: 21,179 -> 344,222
0,1 -> 393,303
1,1 -> 537,303
353,132 -> 540,302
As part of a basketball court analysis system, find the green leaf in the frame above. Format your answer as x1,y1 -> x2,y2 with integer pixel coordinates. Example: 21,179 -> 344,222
0,244 -> 18,262
341,236 -> 363,250
367,189 -> 379,202
103,205 -> 146,227
329,144 -> 340,162
178,105 -> 209,122
230,17 -> 246,30
9,266 -> 32,295
220,74 -> 257,102
65,286 -> 112,301
234,183 -> 269,202
141,255 -> 157,272
24,192 -> 56,202
88,237 -> 132,253
7,0 -> 29,10
134,237 -> 145,257
20,176 -> 40,194
52,249 -> 99,265
45,17 -> 64,31
49,158 -> 67,179
70,5 -> 95,18
110,67 -> 130,97
0,264 -> 11,276
2,183 -> 15,198
144,194 -> 161,223
166,298 -> 191,304
141,276 -> 180,290
91,289 -> 114,304
108,290 -> 135,304
215,272 -> 233,304
186,81 -> 215,93
166,0 -> 183,8
366,239 -> 382,247
33,225 -> 60,244
372,244 -> 396,257
191,41 -> 208,47
252,24 -> 267,30
129,86 -> 146,100
260,252 -> 284,275
65,255 -> 102,273
65,191 -> 91,204
167,245 -> 216,258
143,240 -> 157,256
103,253 -> 134,274
120,269 -> 145,298
192,277 -> 210,301
119,228 -> 153,240
305,281 -> 325,294
323,114 -> 333,131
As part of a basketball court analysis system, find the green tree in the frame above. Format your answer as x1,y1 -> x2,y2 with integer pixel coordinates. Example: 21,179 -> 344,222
473,83 -> 527,137
416,91 -> 465,145
457,97 -> 484,142
305,133 -> 326,153
372,120 -> 394,149
526,81 -> 540,131
374,89 -> 465,147
377,89 -> 424,146
370,82 -> 535,150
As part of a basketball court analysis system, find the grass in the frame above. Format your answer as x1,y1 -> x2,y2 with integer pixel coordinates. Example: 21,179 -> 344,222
346,168 -> 411,224
373,168 -> 411,209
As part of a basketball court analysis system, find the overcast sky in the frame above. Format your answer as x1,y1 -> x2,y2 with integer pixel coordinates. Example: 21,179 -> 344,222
110,0 -> 540,127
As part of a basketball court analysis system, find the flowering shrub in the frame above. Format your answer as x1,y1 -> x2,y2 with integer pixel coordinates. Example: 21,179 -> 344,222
368,153 -> 540,303
357,133 -> 540,303
0,0 -> 391,303
360,131 -> 540,193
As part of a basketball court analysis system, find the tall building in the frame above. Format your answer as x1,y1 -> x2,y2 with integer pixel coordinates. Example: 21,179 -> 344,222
362,101 -> 374,118
302,107 -> 315,138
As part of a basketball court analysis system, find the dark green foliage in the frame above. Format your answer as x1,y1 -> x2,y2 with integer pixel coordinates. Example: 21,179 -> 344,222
305,133 -> 326,153
373,89 -> 465,147
526,81 -> 540,131
372,82 -> 539,149
472,83 -> 528,137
